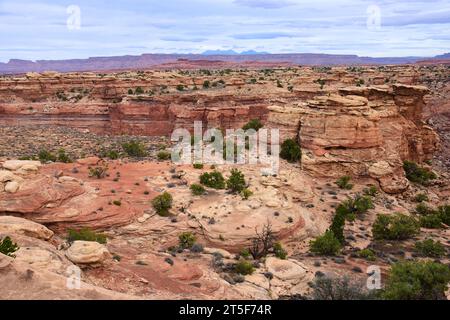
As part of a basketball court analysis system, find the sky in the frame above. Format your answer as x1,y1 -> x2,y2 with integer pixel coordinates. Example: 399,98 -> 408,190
0,0 -> 449,62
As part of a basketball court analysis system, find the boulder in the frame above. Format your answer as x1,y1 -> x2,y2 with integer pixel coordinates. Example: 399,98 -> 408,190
0,216 -> 54,240
379,174 -> 410,194
2,160 -> 41,171
0,252 -> 141,300
0,170 -> 19,183
368,161 -> 395,178
4,181 -> 20,193
14,247 -> 67,273
65,241 -> 110,265
265,257 -> 310,281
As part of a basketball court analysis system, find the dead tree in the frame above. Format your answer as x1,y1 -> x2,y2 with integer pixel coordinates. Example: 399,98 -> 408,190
249,221 -> 275,259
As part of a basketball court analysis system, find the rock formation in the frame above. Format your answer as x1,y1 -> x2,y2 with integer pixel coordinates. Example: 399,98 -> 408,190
0,66 -> 441,193
0,65 -> 448,301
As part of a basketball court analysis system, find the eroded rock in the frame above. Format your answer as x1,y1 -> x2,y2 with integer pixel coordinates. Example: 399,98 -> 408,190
65,241 -> 111,265
0,216 -> 54,240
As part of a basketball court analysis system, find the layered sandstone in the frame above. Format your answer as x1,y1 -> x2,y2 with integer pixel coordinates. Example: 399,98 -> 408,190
0,66 -> 442,192
267,84 -> 439,192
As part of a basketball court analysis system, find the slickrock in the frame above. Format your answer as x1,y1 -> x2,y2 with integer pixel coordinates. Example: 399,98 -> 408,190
65,241 -> 111,265
2,160 -> 41,172
267,84 -> 439,193
0,163 -> 140,230
0,252 -> 142,300
0,216 -> 54,240
0,66 -> 442,191
265,257 -> 311,281
0,65 -> 448,301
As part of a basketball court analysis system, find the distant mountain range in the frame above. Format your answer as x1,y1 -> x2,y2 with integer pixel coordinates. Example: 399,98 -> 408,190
201,50 -> 269,55
0,52 -> 448,75
433,53 -> 450,59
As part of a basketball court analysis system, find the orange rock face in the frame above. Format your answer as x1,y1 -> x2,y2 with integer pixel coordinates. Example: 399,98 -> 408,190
0,66 -> 442,192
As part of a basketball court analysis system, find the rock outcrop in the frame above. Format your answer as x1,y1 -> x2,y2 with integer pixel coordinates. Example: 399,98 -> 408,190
0,67 -> 440,193
268,85 -> 439,193
0,216 -> 54,240
65,241 -> 111,265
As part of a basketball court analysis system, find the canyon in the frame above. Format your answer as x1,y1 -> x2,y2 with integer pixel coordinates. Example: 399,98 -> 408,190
0,65 -> 445,191
0,64 -> 449,300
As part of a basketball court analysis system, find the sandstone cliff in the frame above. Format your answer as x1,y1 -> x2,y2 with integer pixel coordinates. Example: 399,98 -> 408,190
0,66 -> 441,192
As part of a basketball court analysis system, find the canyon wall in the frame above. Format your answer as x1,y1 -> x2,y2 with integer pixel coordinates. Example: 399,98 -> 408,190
0,67 -> 441,192
268,84 -> 439,193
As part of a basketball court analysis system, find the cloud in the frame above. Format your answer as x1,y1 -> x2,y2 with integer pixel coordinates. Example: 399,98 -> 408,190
233,0 -> 295,9
0,0 -> 449,61
232,32 -> 295,39
383,9 -> 450,26
161,36 -> 207,42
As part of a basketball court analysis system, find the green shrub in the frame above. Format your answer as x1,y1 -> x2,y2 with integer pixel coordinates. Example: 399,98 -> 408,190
339,195 -> 374,220
415,203 -> 434,215
310,230 -> 342,255
89,166 -> 108,179
122,140 -> 147,157
382,261 -> 450,300
101,149 -> 119,160
357,248 -> 376,261
152,192 -> 173,216
128,89 -> 133,94
239,248 -> 251,259
240,188 -> 253,200
415,239 -> 446,258
280,138 -> 301,163
193,163 -> 204,169
330,195 -> 374,244
190,183 -> 206,196
315,78 -> 326,89
403,161 -> 437,185
330,207 -> 347,244
235,260 -> 255,275
200,171 -> 225,189
372,213 -> 420,240
414,193 -> 429,203
277,79 -> 283,88
226,169 -> 246,193
135,86 -> 144,95
38,150 -> 56,162
310,276 -> 376,300
112,200 -> 121,206
336,176 -> 353,190
176,84 -> 185,91
437,205 -> 450,225
67,228 -> 107,244
0,236 -> 19,257
419,214 -> 443,229
203,80 -> 210,88
242,119 -> 263,131
57,148 -> 72,163
178,232 -> 196,249
273,242 -> 287,259
363,186 -> 378,197
157,150 -> 171,161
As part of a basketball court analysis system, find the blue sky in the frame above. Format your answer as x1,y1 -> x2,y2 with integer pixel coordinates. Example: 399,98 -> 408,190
0,0 -> 449,62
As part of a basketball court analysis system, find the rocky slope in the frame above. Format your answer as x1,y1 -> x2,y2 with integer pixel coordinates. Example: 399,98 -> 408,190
0,65 -> 449,300
0,66 -> 443,192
